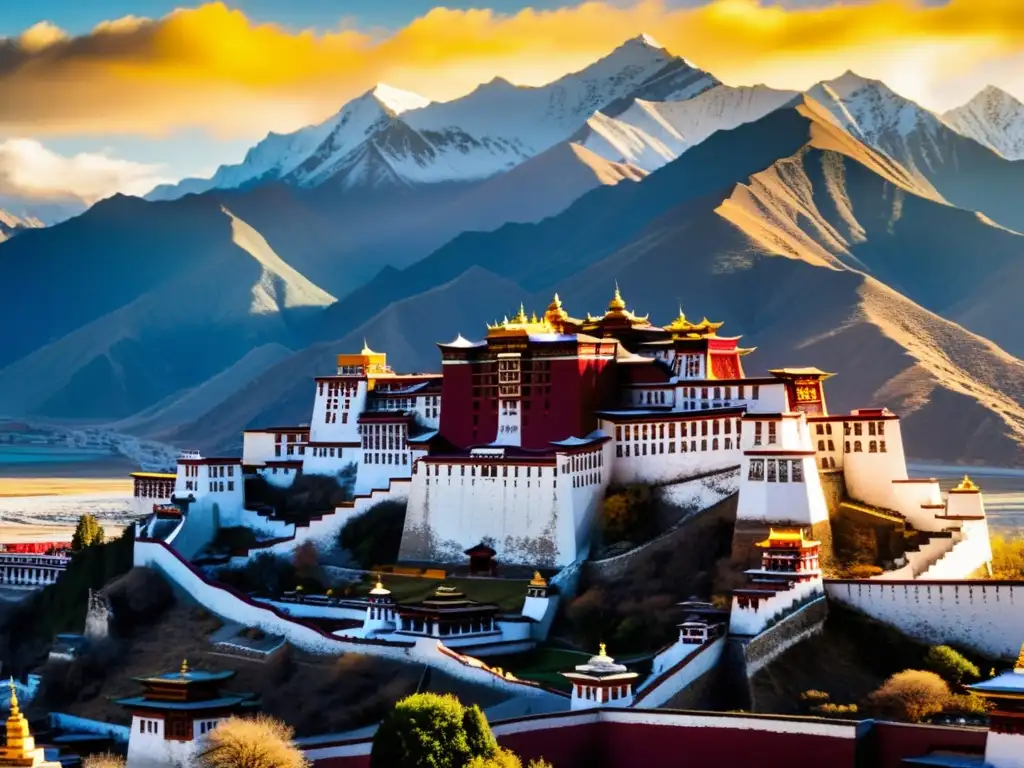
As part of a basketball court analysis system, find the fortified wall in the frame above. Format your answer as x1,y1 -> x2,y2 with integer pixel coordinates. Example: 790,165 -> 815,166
825,580 -> 1024,659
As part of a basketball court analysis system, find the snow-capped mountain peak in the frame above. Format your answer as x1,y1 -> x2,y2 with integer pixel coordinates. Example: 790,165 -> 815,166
943,85 -> 1024,160
807,72 -> 942,145
147,35 -> 717,198
361,83 -> 431,115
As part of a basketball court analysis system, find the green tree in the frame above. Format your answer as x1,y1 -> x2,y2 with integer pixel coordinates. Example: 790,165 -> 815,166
338,501 -> 406,569
370,694 -> 498,768
925,645 -> 980,687
72,514 -> 105,551
198,715 -> 306,768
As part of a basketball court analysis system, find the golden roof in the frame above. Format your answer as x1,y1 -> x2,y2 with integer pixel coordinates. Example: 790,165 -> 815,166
486,302 -> 558,336
953,475 -> 980,492
664,308 -> 725,337
1016,642 -> 1024,672
529,571 -> 548,588
755,528 -> 820,548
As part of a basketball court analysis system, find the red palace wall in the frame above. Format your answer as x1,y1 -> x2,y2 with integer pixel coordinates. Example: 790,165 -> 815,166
439,362 -> 476,448
304,712 -> 990,768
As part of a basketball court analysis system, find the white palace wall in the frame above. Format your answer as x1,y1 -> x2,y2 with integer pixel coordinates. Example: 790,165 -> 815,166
632,637 -> 725,709
399,443 -> 612,567
825,580 -> 1024,658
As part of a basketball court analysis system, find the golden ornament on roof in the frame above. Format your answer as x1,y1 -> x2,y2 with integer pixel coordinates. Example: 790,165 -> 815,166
180,658 -> 189,677
608,283 -> 627,312
529,571 -> 547,587
954,475 -> 979,492
1015,642 -> 1024,672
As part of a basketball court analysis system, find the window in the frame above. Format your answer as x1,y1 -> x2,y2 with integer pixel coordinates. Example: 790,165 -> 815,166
845,441 -> 850,453
869,440 -> 878,453
877,422 -> 885,435
767,459 -> 777,482
818,440 -> 825,451
854,441 -> 862,452
880,440 -> 887,453
816,424 -> 824,435
868,422 -> 876,436
792,461 -> 803,481
828,440 -> 835,452
712,438 -> 719,450
725,438 -> 732,450
752,385 -> 760,400
779,460 -> 788,482
754,422 -> 763,446
228,481 -> 234,491
854,423 -> 863,436
616,426 -> 622,441
616,445 -> 623,458
701,439 -> 707,452
768,422 -> 777,444
748,458 -> 765,481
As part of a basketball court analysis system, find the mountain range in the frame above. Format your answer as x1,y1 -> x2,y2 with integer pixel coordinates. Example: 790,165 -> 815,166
2,34 -> 1024,466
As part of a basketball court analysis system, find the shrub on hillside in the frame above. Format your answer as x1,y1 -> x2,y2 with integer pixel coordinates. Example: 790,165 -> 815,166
845,564 -> 883,579
990,535 -> 1024,579
81,752 -> 125,768
371,693 -> 497,768
339,501 -> 407,569
925,645 -> 980,687
800,690 -> 830,704
812,703 -> 858,717
601,485 -> 656,545
942,693 -> 989,716
867,670 -> 951,722
198,715 -> 307,768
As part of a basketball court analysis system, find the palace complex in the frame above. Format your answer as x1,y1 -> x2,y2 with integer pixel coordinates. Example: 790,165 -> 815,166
138,289 -> 993,582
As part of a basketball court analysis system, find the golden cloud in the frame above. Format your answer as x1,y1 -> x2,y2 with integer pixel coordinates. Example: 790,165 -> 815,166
3,0 -> 1024,138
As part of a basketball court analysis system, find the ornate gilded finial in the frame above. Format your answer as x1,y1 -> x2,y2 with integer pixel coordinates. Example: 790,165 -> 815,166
599,642 -> 607,657
361,338 -> 379,356
608,282 -> 626,312
552,293 -> 561,307
1015,642 -> 1024,672
955,475 -> 979,492
8,677 -> 17,714
529,570 -> 547,587
375,572 -> 384,590
180,658 -> 189,677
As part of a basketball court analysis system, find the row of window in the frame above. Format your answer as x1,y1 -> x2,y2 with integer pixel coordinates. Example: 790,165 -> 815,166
562,451 -> 604,474
416,463 -> 551,478
310,446 -> 344,458
847,440 -> 887,454
274,445 -> 306,457
845,421 -> 886,436
616,418 -> 739,443
320,381 -> 358,396
209,465 -> 235,478
133,480 -> 174,497
576,684 -> 631,702
747,458 -> 805,482
617,437 -> 736,457
198,720 -> 219,735
365,452 -> 409,466
208,480 -> 235,493
274,433 -> 304,444
572,471 -> 601,488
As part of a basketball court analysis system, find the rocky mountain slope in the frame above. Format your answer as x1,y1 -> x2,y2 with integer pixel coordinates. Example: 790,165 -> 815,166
943,86 -> 1024,161
187,97 -> 1024,464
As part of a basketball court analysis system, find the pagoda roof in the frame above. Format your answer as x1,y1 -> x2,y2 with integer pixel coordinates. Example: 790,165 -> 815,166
949,475 -> 981,494
438,334 -> 486,349
969,646 -> 1024,696
114,695 -> 251,711
769,367 -> 835,380
407,429 -> 439,445
550,430 -> 610,449
663,308 -> 726,337
132,666 -> 235,686
755,529 -> 819,548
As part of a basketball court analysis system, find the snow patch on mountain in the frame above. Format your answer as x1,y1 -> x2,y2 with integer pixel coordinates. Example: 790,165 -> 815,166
943,86 -> 1024,160
148,35 -> 717,197
579,84 -> 796,171
806,72 -> 944,146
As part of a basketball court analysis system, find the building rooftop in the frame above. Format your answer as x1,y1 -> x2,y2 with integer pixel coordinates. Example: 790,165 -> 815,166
113,695 -> 253,711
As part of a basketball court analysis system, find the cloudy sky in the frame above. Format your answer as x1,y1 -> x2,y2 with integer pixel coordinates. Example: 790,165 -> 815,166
4,0 -> 1024,204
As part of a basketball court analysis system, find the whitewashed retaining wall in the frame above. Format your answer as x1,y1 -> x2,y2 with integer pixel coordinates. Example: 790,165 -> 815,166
730,581 -> 823,636
633,637 -> 725,709
134,538 -> 563,699
826,580 -> 1024,658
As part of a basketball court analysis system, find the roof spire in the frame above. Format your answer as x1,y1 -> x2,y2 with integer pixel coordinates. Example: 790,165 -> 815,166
361,338 -> 379,356
1016,642 -> 1024,673
8,678 -> 17,715
608,282 -> 626,312
180,658 -> 189,677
